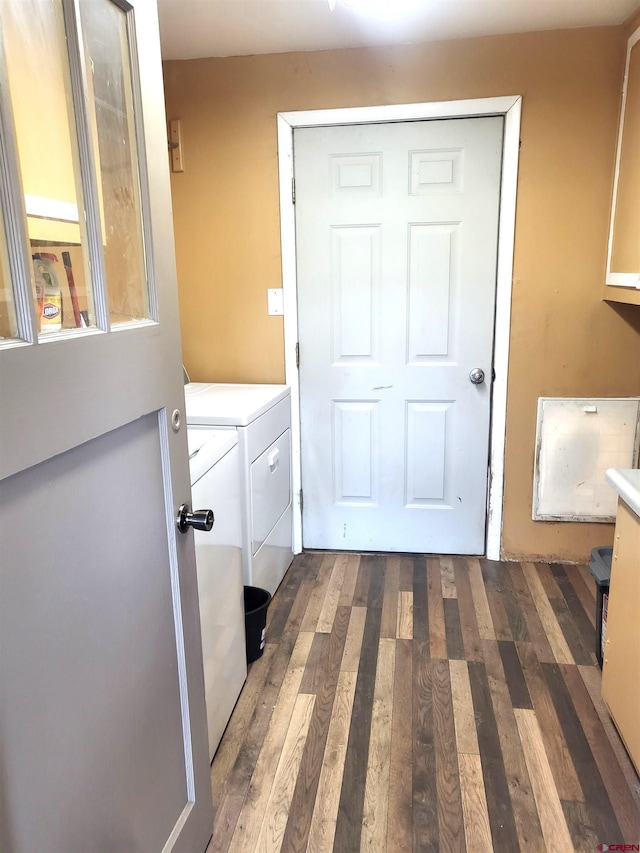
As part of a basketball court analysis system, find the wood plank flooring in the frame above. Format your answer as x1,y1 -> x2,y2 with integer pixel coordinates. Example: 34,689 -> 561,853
207,553 -> 640,852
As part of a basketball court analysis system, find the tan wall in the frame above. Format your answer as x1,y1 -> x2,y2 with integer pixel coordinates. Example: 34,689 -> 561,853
164,26 -> 640,562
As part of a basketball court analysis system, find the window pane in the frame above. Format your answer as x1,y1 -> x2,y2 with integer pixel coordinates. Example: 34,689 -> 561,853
2,0 -> 96,336
0,215 -> 17,340
80,0 -> 149,325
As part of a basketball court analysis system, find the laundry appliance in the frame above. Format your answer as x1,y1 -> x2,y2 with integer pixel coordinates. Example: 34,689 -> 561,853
185,383 -> 294,596
187,426 -> 246,761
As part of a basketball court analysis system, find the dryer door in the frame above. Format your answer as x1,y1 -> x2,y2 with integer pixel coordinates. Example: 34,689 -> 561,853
250,429 -> 292,555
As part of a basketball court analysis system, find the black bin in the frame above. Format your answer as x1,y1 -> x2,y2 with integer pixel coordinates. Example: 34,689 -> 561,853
589,546 -> 612,668
244,586 -> 271,664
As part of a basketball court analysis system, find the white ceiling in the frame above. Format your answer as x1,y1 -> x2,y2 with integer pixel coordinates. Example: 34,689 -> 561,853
157,0 -> 638,61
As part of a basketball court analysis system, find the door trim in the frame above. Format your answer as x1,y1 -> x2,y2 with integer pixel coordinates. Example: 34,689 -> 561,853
277,96 -> 522,560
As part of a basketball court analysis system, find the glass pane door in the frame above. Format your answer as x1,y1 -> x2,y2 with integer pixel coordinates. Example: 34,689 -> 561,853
2,0 -> 95,337
80,0 -> 150,326
0,0 -> 214,845
0,213 -> 17,340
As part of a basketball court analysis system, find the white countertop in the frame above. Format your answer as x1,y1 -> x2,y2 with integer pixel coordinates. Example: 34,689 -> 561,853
184,382 -> 290,426
605,468 -> 640,518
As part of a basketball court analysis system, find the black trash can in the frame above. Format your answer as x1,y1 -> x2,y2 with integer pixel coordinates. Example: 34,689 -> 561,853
244,586 -> 271,664
589,546 -> 612,668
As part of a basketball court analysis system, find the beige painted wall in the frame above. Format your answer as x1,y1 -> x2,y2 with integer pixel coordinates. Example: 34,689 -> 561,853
164,26 -> 640,562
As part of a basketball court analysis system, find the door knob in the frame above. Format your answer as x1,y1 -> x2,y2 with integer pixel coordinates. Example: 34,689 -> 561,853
469,368 -> 485,385
177,504 -> 215,534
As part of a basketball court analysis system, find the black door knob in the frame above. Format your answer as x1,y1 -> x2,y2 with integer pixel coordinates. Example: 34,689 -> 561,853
176,504 -> 215,534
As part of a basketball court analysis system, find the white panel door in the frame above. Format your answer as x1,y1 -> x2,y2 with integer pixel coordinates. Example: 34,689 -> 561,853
0,1 -> 212,851
295,118 -> 503,554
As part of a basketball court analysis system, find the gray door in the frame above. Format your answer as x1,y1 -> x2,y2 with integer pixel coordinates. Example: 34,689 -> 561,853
0,1 -> 213,850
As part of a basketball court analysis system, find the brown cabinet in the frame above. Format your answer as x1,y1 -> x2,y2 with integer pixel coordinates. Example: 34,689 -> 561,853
601,497 -> 640,773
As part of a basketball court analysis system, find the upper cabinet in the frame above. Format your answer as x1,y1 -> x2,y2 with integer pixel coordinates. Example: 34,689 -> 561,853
605,22 -> 640,306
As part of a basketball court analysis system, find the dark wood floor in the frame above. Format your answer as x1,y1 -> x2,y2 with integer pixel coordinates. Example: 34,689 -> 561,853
207,553 -> 640,852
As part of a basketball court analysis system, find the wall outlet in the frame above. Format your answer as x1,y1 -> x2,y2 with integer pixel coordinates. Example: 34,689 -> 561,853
267,288 -> 284,315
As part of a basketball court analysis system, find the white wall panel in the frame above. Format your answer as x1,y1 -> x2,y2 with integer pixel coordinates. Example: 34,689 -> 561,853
333,400 -> 379,504
407,224 -> 457,360
332,226 -> 379,361
405,401 -> 451,505
410,149 -> 463,194
533,397 -> 640,521
331,153 -> 382,196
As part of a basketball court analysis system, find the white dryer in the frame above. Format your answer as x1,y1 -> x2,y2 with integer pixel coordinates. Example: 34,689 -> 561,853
188,426 -> 246,761
185,383 -> 294,596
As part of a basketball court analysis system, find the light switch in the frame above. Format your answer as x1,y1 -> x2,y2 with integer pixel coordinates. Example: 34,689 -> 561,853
268,288 -> 284,315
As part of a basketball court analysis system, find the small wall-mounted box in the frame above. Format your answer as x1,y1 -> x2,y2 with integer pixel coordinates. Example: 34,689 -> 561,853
532,397 -> 640,522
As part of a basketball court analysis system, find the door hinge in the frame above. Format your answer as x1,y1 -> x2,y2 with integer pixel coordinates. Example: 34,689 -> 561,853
299,489 -> 303,511
295,341 -> 300,369
292,177 -> 296,204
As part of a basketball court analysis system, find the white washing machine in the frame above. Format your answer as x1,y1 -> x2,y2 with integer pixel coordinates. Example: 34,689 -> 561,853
185,383 -> 294,596
188,426 -> 246,761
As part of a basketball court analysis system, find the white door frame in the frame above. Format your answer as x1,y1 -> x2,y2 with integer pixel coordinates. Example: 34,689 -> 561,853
277,96 -> 522,561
